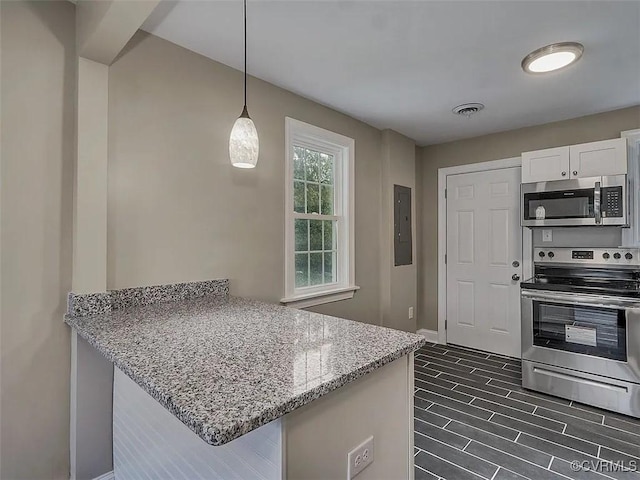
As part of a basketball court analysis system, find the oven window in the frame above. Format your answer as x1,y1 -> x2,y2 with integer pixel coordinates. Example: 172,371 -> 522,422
533,301 -> 626,361
523,189 -> 594,220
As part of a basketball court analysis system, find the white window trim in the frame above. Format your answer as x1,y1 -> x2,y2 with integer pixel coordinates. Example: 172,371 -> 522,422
281,117 -> 358,308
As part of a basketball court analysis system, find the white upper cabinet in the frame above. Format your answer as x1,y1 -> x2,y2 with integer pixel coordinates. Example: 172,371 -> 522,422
522,138 -> 627,183
569,138 -> 628,178
521,146 -> 570,183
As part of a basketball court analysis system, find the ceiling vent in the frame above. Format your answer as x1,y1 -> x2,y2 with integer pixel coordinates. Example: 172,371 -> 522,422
452,103 -> 485,117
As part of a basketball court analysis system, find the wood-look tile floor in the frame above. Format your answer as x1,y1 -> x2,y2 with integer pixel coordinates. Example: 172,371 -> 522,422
413,343 -> 640,480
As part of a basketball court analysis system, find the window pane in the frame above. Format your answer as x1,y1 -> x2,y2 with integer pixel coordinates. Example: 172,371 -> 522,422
294,181 -> 305,213
305,149 -> 320,182
324,252 -> 335,283
320,185 -> 333,215
323,221 -> 334,251
295,253 -> 309,288
307,183 -> 319,214
309,220 -> 323,251
289,128 -> 349,293
293,147 -> 305,180
295,219 -> 308,252
309,253 -> 323,285
319,153 -> 334,185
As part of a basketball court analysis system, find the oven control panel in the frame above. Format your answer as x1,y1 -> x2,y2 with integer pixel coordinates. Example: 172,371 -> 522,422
534,248 -> 640,266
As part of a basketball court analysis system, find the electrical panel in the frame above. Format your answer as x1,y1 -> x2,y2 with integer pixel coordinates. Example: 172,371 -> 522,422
394,185 -> 412,266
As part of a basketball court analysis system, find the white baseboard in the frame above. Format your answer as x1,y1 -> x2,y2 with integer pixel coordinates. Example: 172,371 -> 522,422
416,329 -> 439,344
92,472 -> 114,480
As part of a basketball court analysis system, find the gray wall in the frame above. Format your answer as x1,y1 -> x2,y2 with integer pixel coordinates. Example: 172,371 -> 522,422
107,32 -> 389,325
417,106 -> 640,331
1,1 -> 76,478
380,130 -> 417,332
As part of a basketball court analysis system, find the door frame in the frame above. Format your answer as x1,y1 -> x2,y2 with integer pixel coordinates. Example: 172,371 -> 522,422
437,157 -> 533,345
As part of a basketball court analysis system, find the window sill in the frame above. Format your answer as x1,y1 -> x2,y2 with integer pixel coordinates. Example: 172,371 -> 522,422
280,285 -> 360,309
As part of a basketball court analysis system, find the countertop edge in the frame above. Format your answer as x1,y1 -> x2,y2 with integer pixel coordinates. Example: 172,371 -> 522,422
65,314 -> 425,446
202,339 -> 424,445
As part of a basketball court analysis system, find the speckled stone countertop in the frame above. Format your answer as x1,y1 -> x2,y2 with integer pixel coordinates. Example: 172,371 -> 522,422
65,294 -> 425,446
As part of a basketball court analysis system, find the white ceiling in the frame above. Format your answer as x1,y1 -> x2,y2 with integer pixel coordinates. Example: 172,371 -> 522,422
142,1 -> 640,146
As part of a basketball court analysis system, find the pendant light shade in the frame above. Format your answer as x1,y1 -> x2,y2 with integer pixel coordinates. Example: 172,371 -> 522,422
230,0 -> 259,168
229,106 -> 259,168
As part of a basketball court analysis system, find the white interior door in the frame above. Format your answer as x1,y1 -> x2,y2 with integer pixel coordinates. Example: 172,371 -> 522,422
446,167 -> 522,358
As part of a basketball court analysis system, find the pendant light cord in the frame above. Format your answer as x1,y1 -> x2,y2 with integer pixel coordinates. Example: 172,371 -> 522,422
244,0 -> 247,108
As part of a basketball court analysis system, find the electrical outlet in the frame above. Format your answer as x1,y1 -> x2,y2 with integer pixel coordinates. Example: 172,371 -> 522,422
542,229 -> 553,242
408,307 -> 414,319
348,436 -> 374,478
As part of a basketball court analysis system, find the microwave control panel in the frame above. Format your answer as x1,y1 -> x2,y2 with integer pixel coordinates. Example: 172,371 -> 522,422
601,186 -> 623,218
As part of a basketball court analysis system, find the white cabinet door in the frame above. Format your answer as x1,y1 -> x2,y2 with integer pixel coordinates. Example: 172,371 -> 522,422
446,167 -> 522,358
521,146 -> 569,183
569,138 -> 628,178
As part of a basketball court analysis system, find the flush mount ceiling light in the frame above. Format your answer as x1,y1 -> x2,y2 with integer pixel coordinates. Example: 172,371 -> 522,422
229,0 -> 259,168
521,42 -> 584,74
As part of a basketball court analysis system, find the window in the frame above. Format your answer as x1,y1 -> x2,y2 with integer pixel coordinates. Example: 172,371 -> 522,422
281,118 -> 358,308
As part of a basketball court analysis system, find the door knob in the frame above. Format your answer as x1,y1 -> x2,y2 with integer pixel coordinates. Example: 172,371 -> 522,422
573,171 -> 578,176
561,171 -> 567,176
512,274 -> 520,281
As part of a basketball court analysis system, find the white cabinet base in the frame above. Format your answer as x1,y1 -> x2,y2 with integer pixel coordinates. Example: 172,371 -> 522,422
112,355 -> 414,480
113,368 -> 283,480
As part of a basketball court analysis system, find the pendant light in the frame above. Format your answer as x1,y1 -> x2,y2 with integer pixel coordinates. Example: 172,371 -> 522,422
229,0 -> 259,168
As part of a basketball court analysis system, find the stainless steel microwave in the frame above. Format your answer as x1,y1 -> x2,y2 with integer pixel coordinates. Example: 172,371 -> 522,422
521,175 -> 628,227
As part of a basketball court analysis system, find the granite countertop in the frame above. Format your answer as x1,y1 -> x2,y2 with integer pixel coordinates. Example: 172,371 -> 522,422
65,294 -> 425,446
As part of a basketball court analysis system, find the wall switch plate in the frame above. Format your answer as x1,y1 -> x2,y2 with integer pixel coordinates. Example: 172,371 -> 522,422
348,436 -> 374,479
542,229 -> 553,242
408,307 -> 414,319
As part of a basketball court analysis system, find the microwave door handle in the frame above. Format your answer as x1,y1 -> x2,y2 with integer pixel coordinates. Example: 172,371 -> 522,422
594,181 -> 602,224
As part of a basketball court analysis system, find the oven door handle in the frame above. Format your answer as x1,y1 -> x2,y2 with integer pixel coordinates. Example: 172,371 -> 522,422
521,289 -> 640,309
532,367 -> 628,393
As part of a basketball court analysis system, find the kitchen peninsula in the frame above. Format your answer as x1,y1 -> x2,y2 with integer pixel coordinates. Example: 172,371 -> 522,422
66,279 -> 424,479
